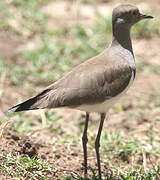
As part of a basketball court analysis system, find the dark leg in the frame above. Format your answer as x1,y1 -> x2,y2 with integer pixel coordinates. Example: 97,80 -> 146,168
95,113 -> 106,179
82,112 -> 89,179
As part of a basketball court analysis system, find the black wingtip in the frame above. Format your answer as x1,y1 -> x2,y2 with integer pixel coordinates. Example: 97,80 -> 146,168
5,96 -> 38,115
5,88 -> 51,115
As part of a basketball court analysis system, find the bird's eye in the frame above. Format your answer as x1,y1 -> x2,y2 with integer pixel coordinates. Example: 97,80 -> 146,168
133,11 -> 137,16
131,11 -> 138,16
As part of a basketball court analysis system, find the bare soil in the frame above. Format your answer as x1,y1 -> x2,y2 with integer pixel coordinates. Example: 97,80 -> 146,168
0,128 -> 111,179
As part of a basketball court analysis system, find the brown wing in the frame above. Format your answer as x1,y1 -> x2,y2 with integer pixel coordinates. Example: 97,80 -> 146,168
32,55 -> 134,109
54,65 -> 133,107
7,52 -> 135,113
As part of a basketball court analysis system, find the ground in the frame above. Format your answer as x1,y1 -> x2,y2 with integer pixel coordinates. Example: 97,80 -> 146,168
0,0 -> 160,179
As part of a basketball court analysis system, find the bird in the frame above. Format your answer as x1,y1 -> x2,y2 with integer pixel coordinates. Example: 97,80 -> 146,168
6,4 -> 153,179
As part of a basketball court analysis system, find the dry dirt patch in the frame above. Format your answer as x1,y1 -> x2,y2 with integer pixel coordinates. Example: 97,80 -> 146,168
0,32 -> 25,60
0,128 -> 110,178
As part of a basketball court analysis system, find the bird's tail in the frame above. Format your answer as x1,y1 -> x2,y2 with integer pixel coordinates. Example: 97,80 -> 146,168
6,89 -> 51,115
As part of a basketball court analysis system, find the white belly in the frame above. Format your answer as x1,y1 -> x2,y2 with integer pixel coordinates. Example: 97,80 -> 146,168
75,95 -> 122,112
74,71 -> 134,113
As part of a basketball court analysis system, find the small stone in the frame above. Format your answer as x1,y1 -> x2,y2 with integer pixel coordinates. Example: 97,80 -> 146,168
25,142 -> 32,148
55,154 -> 61,159
11,135 -> 20,141
71,152 -> 78,156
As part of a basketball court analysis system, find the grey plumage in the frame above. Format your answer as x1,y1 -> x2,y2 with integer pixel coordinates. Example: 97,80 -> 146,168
7,51 -> 135,112
6,4 -> 153,179
7,4 -> 153,113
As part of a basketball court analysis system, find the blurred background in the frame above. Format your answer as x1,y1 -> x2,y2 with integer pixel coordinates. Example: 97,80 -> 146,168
0,0 -> 160,179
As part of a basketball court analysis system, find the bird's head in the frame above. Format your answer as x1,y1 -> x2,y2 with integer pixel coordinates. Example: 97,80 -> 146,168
112,4 -> 153,29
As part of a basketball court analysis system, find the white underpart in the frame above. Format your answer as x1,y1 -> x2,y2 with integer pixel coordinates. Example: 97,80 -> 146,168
75,71 -> 134,113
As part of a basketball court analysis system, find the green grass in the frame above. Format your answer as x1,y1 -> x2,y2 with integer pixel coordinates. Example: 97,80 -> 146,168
100,131 -> 160,179
6,111 -> 63,135
0,152 -> 53,179
1,152 -> 160,180
136,58 -> 160,74
101,131 -> 141,162
150,91 -> 160,109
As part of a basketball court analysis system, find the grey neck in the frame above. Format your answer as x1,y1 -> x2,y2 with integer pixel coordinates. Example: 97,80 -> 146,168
111,25 -> 133,55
